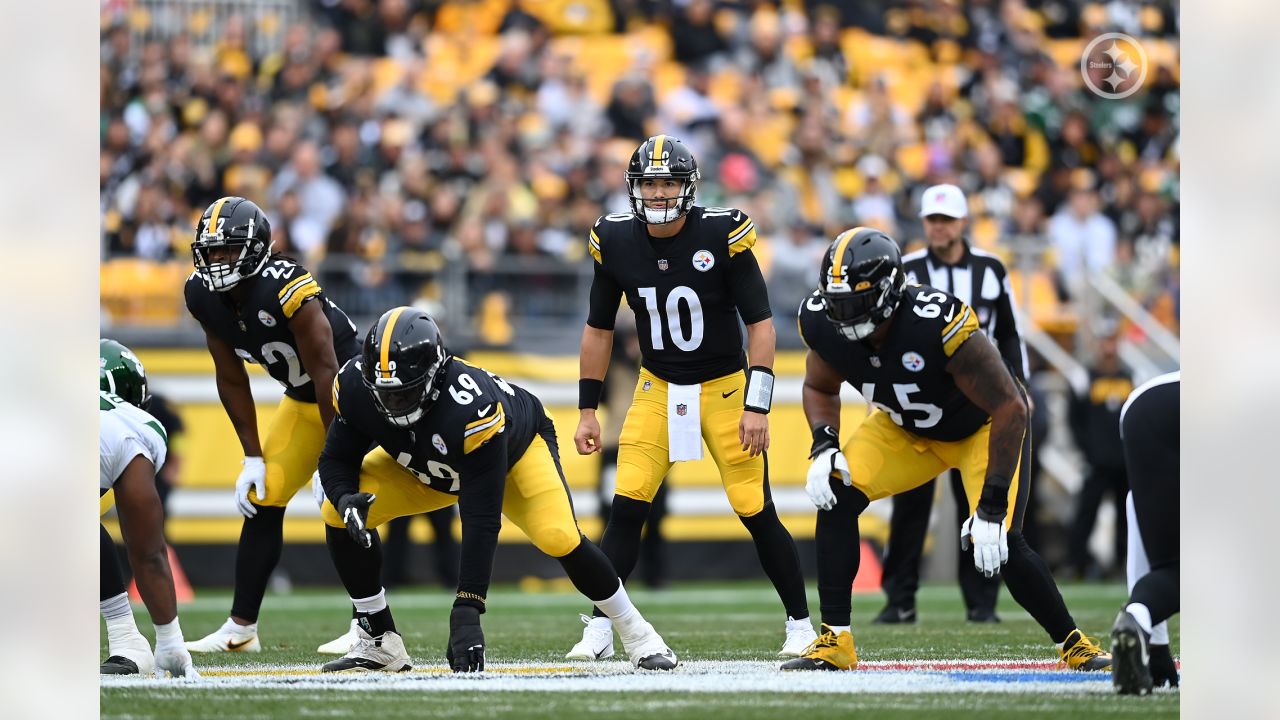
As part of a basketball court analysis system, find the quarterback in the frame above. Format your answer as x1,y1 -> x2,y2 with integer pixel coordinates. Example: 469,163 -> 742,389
99,339 -> 199,678
316,307 -> 677,672
570,135 -> 816,660
783,228 -> 1111,672
182,196 -> 360,654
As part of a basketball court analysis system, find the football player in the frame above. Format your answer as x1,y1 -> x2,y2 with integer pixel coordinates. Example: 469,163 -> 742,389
317,308 -> 678,673
782,228 -> 1111,672
182,197 -> 361,654
1111,371 -> 1180,695
99,339 -> 199,679
570,135 -> 816,660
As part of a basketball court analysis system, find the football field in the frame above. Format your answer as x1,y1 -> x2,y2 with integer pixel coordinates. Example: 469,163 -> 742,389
101,581 -> 1179,718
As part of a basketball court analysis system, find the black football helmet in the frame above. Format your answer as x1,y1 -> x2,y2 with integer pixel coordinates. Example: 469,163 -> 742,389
625,134 -> 700,224
818,227 -> 906,341
192,196 -> 273,291
361,307 -> 450,427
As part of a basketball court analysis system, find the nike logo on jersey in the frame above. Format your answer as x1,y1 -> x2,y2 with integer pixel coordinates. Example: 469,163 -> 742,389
478,405 -> 492,417
226,638 -> 255,651
721,389 -> 738,399
944,305 -> 956,322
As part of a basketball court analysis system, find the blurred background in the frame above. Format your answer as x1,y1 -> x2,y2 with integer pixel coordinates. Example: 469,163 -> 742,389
98,0 -> 1179,594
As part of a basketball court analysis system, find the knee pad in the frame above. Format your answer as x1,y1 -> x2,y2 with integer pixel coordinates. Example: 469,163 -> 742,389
531,526 -> 582,559
737,499 -> 779,530
727,482 -> 766,517
320,499 -> 344,528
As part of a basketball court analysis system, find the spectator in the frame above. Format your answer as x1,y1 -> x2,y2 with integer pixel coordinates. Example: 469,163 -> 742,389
268,140 -> 347,259
1047,181 -> 1117,294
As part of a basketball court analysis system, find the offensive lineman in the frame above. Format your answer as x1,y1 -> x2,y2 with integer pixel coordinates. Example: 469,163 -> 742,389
570,135 -> 816,660
182,196 -> 360,654
783,228 -> 1111,672
317,308 -> 677,672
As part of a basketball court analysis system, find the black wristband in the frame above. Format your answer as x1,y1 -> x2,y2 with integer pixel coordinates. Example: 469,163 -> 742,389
976,476 -> 1010,520
743,366 -> 774,414
809,424 -> 840,458
578,378 -> 604,409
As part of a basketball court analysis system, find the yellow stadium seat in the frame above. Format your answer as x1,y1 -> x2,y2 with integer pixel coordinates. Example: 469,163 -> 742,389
1007,268 -> 1079,335
101,259 -> 189,326
1046,38 -> 1086,70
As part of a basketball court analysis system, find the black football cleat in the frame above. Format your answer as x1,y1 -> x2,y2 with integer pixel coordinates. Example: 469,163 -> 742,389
100,656 -> 140,675
1110,611 -> 1153,695
871,605 -> 917,625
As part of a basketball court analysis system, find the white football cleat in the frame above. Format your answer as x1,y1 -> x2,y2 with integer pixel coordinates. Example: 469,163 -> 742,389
617,619 -> 678,671
185,617 -> 261,653
565,614 -> 615,660
779,616 -> 819,658
101,632 -> 154,675
321,626 -> 411,672
317,619 -> 360,655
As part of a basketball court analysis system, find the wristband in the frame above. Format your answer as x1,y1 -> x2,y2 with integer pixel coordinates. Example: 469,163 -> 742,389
154,618 -> 184,645
578,378 -> 604,409
976,476 -> 1010,520
743,366 -> 774,414
809,424 -> 840,458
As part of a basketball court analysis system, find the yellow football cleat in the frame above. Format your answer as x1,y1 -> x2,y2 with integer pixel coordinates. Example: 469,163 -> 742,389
1059,628 -> 1112,671
779,624 -> 858,671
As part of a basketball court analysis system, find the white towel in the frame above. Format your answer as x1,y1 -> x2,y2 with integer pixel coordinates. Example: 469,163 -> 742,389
667,382 -> 703,462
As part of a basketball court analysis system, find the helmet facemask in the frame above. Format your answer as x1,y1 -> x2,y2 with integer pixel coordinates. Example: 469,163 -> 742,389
626,171 -> 699,225
192,233 -> 269,292
821,262 -> 904,341
364,343 -> 448,428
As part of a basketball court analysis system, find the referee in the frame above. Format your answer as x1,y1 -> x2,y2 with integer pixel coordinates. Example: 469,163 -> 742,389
873,184 -> 1030,624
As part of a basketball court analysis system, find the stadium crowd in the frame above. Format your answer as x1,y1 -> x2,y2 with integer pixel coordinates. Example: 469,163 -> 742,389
100,0 -> 1179,350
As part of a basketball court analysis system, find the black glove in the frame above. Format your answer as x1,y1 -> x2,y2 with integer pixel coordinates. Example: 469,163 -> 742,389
809,424 -> 840,458
337,492 -> 376,549
1149,643 -> 1179,688
447,605 -> 485,672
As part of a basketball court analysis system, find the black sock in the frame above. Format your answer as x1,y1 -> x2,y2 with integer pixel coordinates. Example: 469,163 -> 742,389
1130,562 -> 1179,626
557,536 -> 622,602
101,523 -> 126,601
357,607 -> 398,637
739,501 -> 809,620
815,483 -> 870,627
593,496 -> 651,617
325,524 -> 385,600
230,505 -> 287,622
1001,531 -> 1076,643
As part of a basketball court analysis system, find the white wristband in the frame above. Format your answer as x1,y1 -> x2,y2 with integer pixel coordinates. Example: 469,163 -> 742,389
154,618 -> 184,645
744,366 -> 774,414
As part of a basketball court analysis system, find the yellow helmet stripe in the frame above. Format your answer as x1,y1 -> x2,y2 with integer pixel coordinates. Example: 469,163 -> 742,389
207,197 -> 230,231
830,226 -> 867,285
378,307 -> 408,379
651,135 -> 666,167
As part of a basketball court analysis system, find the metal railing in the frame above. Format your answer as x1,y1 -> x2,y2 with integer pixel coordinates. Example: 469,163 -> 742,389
118,0 -> 303,59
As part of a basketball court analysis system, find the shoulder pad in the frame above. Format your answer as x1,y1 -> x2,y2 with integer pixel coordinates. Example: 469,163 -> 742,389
259,259 -> 322,319
701,207 -> 756,256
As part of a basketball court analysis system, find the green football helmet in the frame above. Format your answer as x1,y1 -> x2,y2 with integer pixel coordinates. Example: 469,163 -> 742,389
100,338 -> 150,409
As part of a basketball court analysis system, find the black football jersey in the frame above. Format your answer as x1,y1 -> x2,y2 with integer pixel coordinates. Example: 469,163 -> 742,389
324,357 -> 544,497
585,206 -> 773,385
798,284 -> 990,442
185,257 -> 360,403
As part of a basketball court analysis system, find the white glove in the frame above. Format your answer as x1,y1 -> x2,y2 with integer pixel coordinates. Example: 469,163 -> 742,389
153,621 -> 200,680
960,513 -> 1009,578
311,470 -> 326,509
235,456 -> 267,518
805,448 -> 851,511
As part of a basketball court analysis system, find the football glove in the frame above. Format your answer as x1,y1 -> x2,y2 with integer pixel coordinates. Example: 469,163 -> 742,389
153,621 -> 200,680
447,605 -> 485,672
337,492 -> 377,549
960,513 -> 1008,578
805,448 -> 851,511
234,456 -> 266,518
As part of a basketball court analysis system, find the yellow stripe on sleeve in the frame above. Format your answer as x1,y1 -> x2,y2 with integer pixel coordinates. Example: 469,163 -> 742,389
588,229 -> 603,264
277,272 -> 313,300
941,304 -> 979,357
331,374 -> 341,417
464,403 -> 506,454
280,279 -> 321,319
727,223 -> 757,256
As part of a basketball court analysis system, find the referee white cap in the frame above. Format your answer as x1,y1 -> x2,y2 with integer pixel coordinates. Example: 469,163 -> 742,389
919,184 -> 969,218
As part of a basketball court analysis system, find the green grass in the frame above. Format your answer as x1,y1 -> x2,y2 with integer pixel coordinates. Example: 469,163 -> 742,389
101,581 -> 1179,719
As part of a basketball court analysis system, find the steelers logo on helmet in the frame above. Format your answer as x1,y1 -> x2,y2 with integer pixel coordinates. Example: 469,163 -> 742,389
626,134 -> 701,225
361,306 -> 451,427
818,227 -> 906,341
192,196 -> 274,292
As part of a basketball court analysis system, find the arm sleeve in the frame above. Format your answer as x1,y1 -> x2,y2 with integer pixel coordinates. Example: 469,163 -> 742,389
585,261 -> 624,330
992,270 -> 1030,382
317,412 -> 373,507
454,433 -> 508,604
728,249 -> 773,324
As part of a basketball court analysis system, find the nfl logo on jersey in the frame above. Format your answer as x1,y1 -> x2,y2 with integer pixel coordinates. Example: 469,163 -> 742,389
676,403 -> 687,416
658,259 -> 669,271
